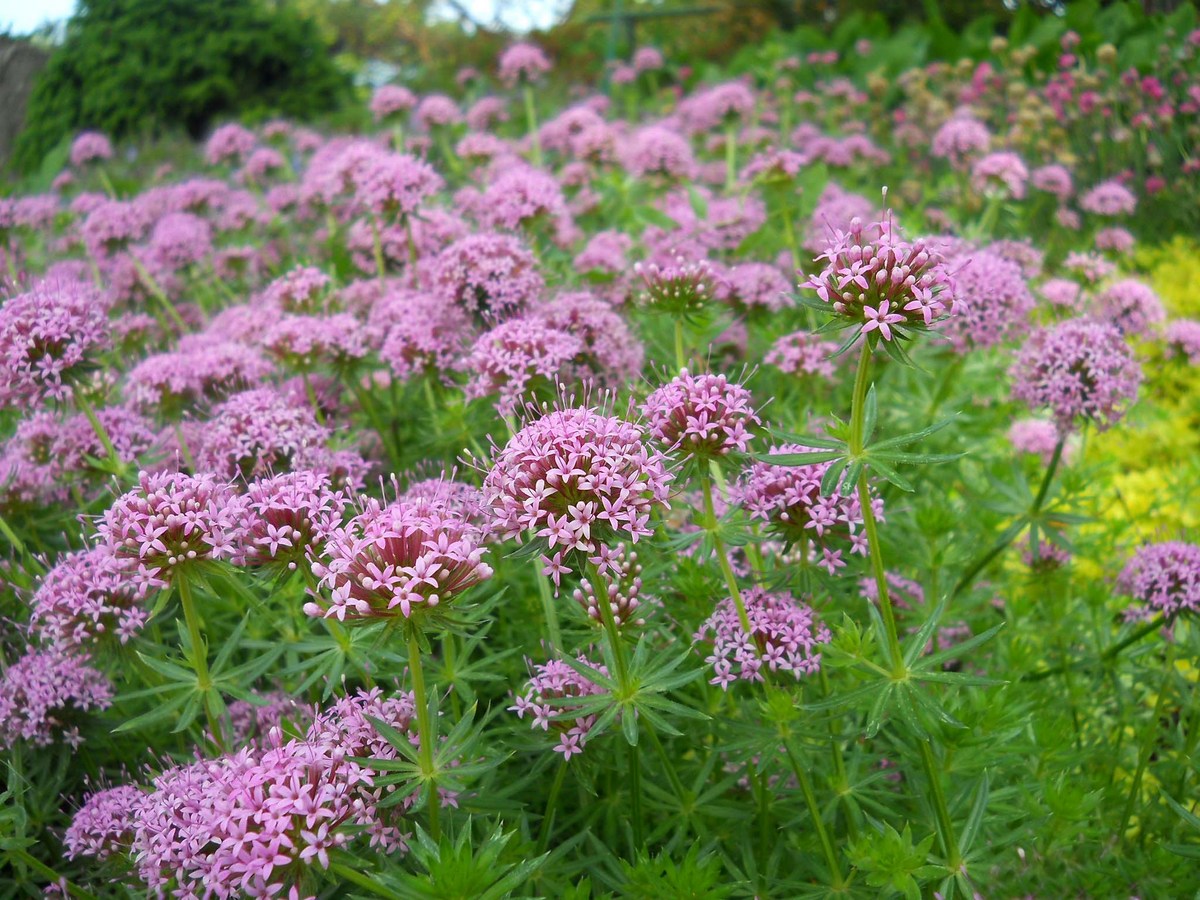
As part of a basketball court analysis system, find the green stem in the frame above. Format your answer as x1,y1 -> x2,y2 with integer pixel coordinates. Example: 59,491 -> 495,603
819,667 -> 858,841
523,84 -> 543,167
535,562 -> 563,654
674,318 -> 686,372
8,847 -> 99,900
848,341 -> 904,675
783,741 -> 846,889
173,423 -> 197,471
781,196 -> 803,273
177,572 -> 222,749
131,255 -> 187,331
0,510 -> 28,559
700,471 -> 752,635
587,561 -> 629,686
371,217 -> 387,282
72,384 -> 123,474
627,739 -> 644,851
407,629 -> 441,840
303,373 -> 327,426
1119,642 -> 1176,844
536,758 -> 569,853
919,740 -> 964,874
644,724 -> 689,813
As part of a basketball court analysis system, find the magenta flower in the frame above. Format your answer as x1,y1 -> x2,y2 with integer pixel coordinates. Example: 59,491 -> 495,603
30,544 -> 151,647
462,317 -> 584,417
643,370 -> 759,461
930,115 -> 991,169
634,254 -> 716,317
1165,319 -> 1200,365
204,123 -> 257,166
1007,418 -> 1063,464
305,498 -> 493,622
98,470 -> 247,587
765,331 -> 839,380
433,233 -> 544,325
263,265 -> 334,313
1080,179 -> 1137,216
353,152 -> 443,221
0,646 -> 112,748
738,444 -> 881,574
1009,318 -> 1142,432
695,587 -> 830,689
0,279 -> 110,408
241,470 -> 349,570
971,151 -> 1029,199
482,165 -> 567,230
620,126 -> 697,180
371,84 -> 418,122
570,542 -> 649,626
498,42 -> 553,87
482,404 -> 673,578
69,131 -> 114,167
124,338 -> 275,418
510,654 -> 609,760
940,247 -> 1035,351
1095,278 -> 1166,338
1119,542 -> 1200,619
803,214 -> 960,345
535,291 -> 645,388
64,784 -> 141,862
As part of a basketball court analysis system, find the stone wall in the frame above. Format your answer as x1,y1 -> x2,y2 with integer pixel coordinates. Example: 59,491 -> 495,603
0,36 -> 50,170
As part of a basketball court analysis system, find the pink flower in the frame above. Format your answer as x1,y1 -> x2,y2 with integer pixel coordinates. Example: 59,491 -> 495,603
462,317 -> 584,417
861,299 -> 906,340
498,42 -> 553,87
1119,542 -> 1200,620
370,85 -> 418,122
69,131 -> 113,167
510,654 -> 609,759
0,646 -> 112,748
643,370 -> 759,460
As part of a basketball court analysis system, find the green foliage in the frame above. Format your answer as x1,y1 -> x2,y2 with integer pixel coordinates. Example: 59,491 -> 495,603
13,0 -> 350,173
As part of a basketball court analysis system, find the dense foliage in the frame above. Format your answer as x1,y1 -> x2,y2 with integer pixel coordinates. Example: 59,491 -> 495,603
2,15 -> 1200,899
13,0 -> 350,174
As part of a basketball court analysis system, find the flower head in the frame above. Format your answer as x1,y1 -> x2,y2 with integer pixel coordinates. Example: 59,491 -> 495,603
1095,278 -> 1166,338
463,317 -> 584,417
643,370 -> 759,462
634,254 -> 716,318
1119,542 -> 1200,619
941,247 -> 1035,351
510,655 -> 608,759
803,214 -> 960,344
64,784 -> 141,862
0,646 -> 112,748
482,404 -> 672,577
433,233 -> 543,325
695,587 -> 830,689
0,280 -> 110,408
498,42 -> 552,87
70,132 -> 113,167
1009,318 -> 1141,432
305,498 -> 493,622
30,544 -> 151,647
241,470 -> 349,570
371,85 -> 418,121
765,331 -> 839,380
1080,180 -> 1137,217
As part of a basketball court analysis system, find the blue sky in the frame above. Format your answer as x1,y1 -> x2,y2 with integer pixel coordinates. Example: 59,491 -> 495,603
1,0 -> 567,36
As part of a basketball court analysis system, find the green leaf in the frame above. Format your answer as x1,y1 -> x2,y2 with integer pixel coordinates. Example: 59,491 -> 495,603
864,384 -> 879,444
755,449 -> 846,467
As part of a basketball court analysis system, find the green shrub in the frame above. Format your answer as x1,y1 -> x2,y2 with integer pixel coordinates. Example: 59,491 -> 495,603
13,0 -> 350,173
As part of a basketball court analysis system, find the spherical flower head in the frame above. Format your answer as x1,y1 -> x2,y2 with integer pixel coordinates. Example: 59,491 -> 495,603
739,443 -> 880,574
98,470 -> 247,587
1030,164 -> 1074,199
643,369 -> 759,463
971,151 -> 1029,200
695,587 -> 831,689
194,388 -> 333,481
0,646 -> 112,748
227,690 -> 311,747
765,331 -> 839,380
305,498 -> 493,623
498,42 -> 552,87
1009,318 -> 1142,433
146,212 -> 212,271
1020,535 -> 1072,573
124,339 -> 275,418
482,166 -> 566,231
414,94 -> 463,130
1080,179 -> 1137,217
633,46 -> 664,72
463,317 -> 584,417
510,654 -> 608,760
1039,277 -> 1085,312
354,152 -> 443,221
131,737 -> 367,897
1063,251 -> 1116,285
803,214 -> 961,345
574,230 -> 632,274
30,544 -> 151,647
941,247 -> 1035,351
262,313 -> 372,371
204,123 -> 257,165
1119,542 -> 1200,619
805,184 -> 877,255
377,291 -> 472,384
242,470 -> 349,571
620,126 -> 697,180
482,404 -> 673,578
1165,319 -> 1200,365
535,291 -> 644,388
64,784 -> 141,862
718,263 -> 793,313
1095,278 -> 1166,338
264,265 -> 333,313
371,84 -> 418,122
0,280 -> 110,408
433,233 -> 544,325
70,131 -> 114,167
931,115 -> 991,169
465,96 -> 509,132
634,254 -> 717,318
678,81 -> 755,133
1095,227 -> 1136,256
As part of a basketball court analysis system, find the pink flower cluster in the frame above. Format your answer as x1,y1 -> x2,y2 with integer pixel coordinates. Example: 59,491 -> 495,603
510,654 -> 608,759
765,331 -> 839,380
305,498 -> 493,622
803,216 -> 961,343
1118,542 -> 1200,619
1009,318 -> 1142,432
241,470 -> 349,570
30,544 -> 151,647
482,405 -> 672,582
498,42 -> 552,87
695,587 -> 830,689
0,646 -> 112,748
463,317 -> 583,417
642,370 -> 759,461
